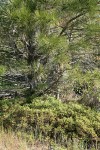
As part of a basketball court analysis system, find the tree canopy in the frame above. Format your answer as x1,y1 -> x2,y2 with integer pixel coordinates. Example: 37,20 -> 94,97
0,0 -> 100,106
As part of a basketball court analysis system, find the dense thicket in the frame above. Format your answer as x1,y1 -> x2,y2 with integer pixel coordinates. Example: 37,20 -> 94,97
0,97 -> 100,142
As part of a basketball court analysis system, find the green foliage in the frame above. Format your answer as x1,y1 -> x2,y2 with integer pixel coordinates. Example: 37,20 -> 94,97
0,96 -> 100,142
0,65 -> 6,75
0,1 -> 99,149
0,0 -> 99,103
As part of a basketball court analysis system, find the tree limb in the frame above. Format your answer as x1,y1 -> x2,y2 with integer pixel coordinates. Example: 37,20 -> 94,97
59,12 -> 85,36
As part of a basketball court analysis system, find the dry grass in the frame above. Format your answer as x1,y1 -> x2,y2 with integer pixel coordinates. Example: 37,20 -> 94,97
0,130 -> 49,150
0,130 -> 30,150
0,130 -> 99,150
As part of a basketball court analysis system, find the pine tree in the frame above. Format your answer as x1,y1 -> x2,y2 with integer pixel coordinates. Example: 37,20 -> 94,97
0,0 -> 99,106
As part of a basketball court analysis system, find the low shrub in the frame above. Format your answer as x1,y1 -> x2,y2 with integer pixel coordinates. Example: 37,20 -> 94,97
0,96 -> 100,147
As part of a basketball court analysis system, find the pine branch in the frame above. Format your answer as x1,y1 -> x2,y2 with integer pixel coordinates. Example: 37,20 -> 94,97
59,12 -> 85,36
36,68 -> 69,97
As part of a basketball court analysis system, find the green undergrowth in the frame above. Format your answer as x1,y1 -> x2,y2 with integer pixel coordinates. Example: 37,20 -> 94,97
0,96 -> 100,147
